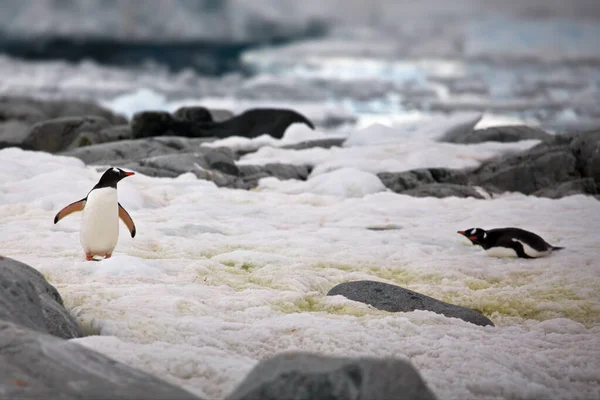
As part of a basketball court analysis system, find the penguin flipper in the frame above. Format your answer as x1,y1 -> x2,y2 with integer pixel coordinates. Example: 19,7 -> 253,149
54,199 -> 86,224
118,203 -> 136,238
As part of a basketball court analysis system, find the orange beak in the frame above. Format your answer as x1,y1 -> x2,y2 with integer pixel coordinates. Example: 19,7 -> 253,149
457,231 -> 477,241
124,172 -> 135,177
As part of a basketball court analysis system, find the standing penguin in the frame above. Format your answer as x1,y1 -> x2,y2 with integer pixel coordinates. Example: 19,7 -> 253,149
457,227 -> 564,259
54,167 -> 137,261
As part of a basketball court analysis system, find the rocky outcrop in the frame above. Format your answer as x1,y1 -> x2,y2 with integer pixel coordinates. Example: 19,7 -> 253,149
469,131 -> 599,196
377,168 -> 469,193
0,255 -> 82,339
440,125 -> 553,144
377,168 -> 486,199
60,136 -> 311,189
379,130 -> 600,200
0,321 -> 203,400
59,136 -> 217,165
227,352 -> 438,400
328,280 -> 494,327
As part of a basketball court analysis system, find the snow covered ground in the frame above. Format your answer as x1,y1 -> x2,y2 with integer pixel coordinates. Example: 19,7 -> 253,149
1,114 -> 599,399
1,3 -> 600,397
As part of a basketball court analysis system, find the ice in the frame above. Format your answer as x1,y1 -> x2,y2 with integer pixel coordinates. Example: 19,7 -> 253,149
1,144 -> 599,400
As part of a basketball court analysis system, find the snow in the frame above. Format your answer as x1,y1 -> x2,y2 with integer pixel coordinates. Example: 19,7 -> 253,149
258,167 -> 387,198
1,129 -> 600,400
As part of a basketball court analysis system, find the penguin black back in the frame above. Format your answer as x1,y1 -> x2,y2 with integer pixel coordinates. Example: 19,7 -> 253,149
457,227 -> 564,259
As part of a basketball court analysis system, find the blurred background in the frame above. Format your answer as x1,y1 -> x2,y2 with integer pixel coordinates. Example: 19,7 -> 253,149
0,0 -> 599,131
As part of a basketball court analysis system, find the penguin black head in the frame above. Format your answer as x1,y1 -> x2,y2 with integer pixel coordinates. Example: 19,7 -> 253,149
457,228 -> 487,245
94,167 -> 135,189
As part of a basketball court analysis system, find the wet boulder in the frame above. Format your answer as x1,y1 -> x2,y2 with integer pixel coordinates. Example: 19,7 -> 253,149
328,280 -> 494,327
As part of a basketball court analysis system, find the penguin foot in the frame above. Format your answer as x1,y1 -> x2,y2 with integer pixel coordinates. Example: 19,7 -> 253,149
85,253 -> 99,261
105,253 -> 112,259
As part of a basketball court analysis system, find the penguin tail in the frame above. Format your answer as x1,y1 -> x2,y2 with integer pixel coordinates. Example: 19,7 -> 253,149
551,246 -> 565,251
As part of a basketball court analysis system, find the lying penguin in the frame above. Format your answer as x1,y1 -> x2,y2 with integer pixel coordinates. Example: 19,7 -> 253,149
54,167 -> 137,261
457,227 -> 564,259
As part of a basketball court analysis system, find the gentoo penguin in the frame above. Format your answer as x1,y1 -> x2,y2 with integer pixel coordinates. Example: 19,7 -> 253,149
53,167 -> 136,261
457,227 -> 564,259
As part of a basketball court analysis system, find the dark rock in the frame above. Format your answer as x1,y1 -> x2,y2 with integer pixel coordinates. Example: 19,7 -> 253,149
377,168 -> 468,193
402,183 -> 486,199
117,152 -> 240,188
132,108 -> 315,140
532,178 -> 599,199
568,130 -> 600,182
0,269 -> 47,334
207,108 -> 315,139
470,144 -> 580,195
238,163 -> 311,187
37,292 -> 83,340
59,136 -> 309,189
441,125 -> 552,144
203,147 -> 240,176
72,125 -> 132,147
124,153 -> 218,178
378,130 -> 600,200
226,352 -> 437,400
60,136 -> 217,165
131,111 -> 178,139
0,255 -> 83,339
0,120 -> 31,149
328,280 -> 494,327
0,321 -> 203,400
0,95 -> 126,125
173,106 -> 213,123
115,164 -> 180,179
280,138 -> 346,151
173,106 -> 234,124
23,116 -> 111,153
121,156 -> 308,190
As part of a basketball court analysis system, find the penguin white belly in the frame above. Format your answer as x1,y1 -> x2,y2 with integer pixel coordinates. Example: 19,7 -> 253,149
80,187 -> 120,255
513,239 -> 549,258
485,246 -> 518,258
